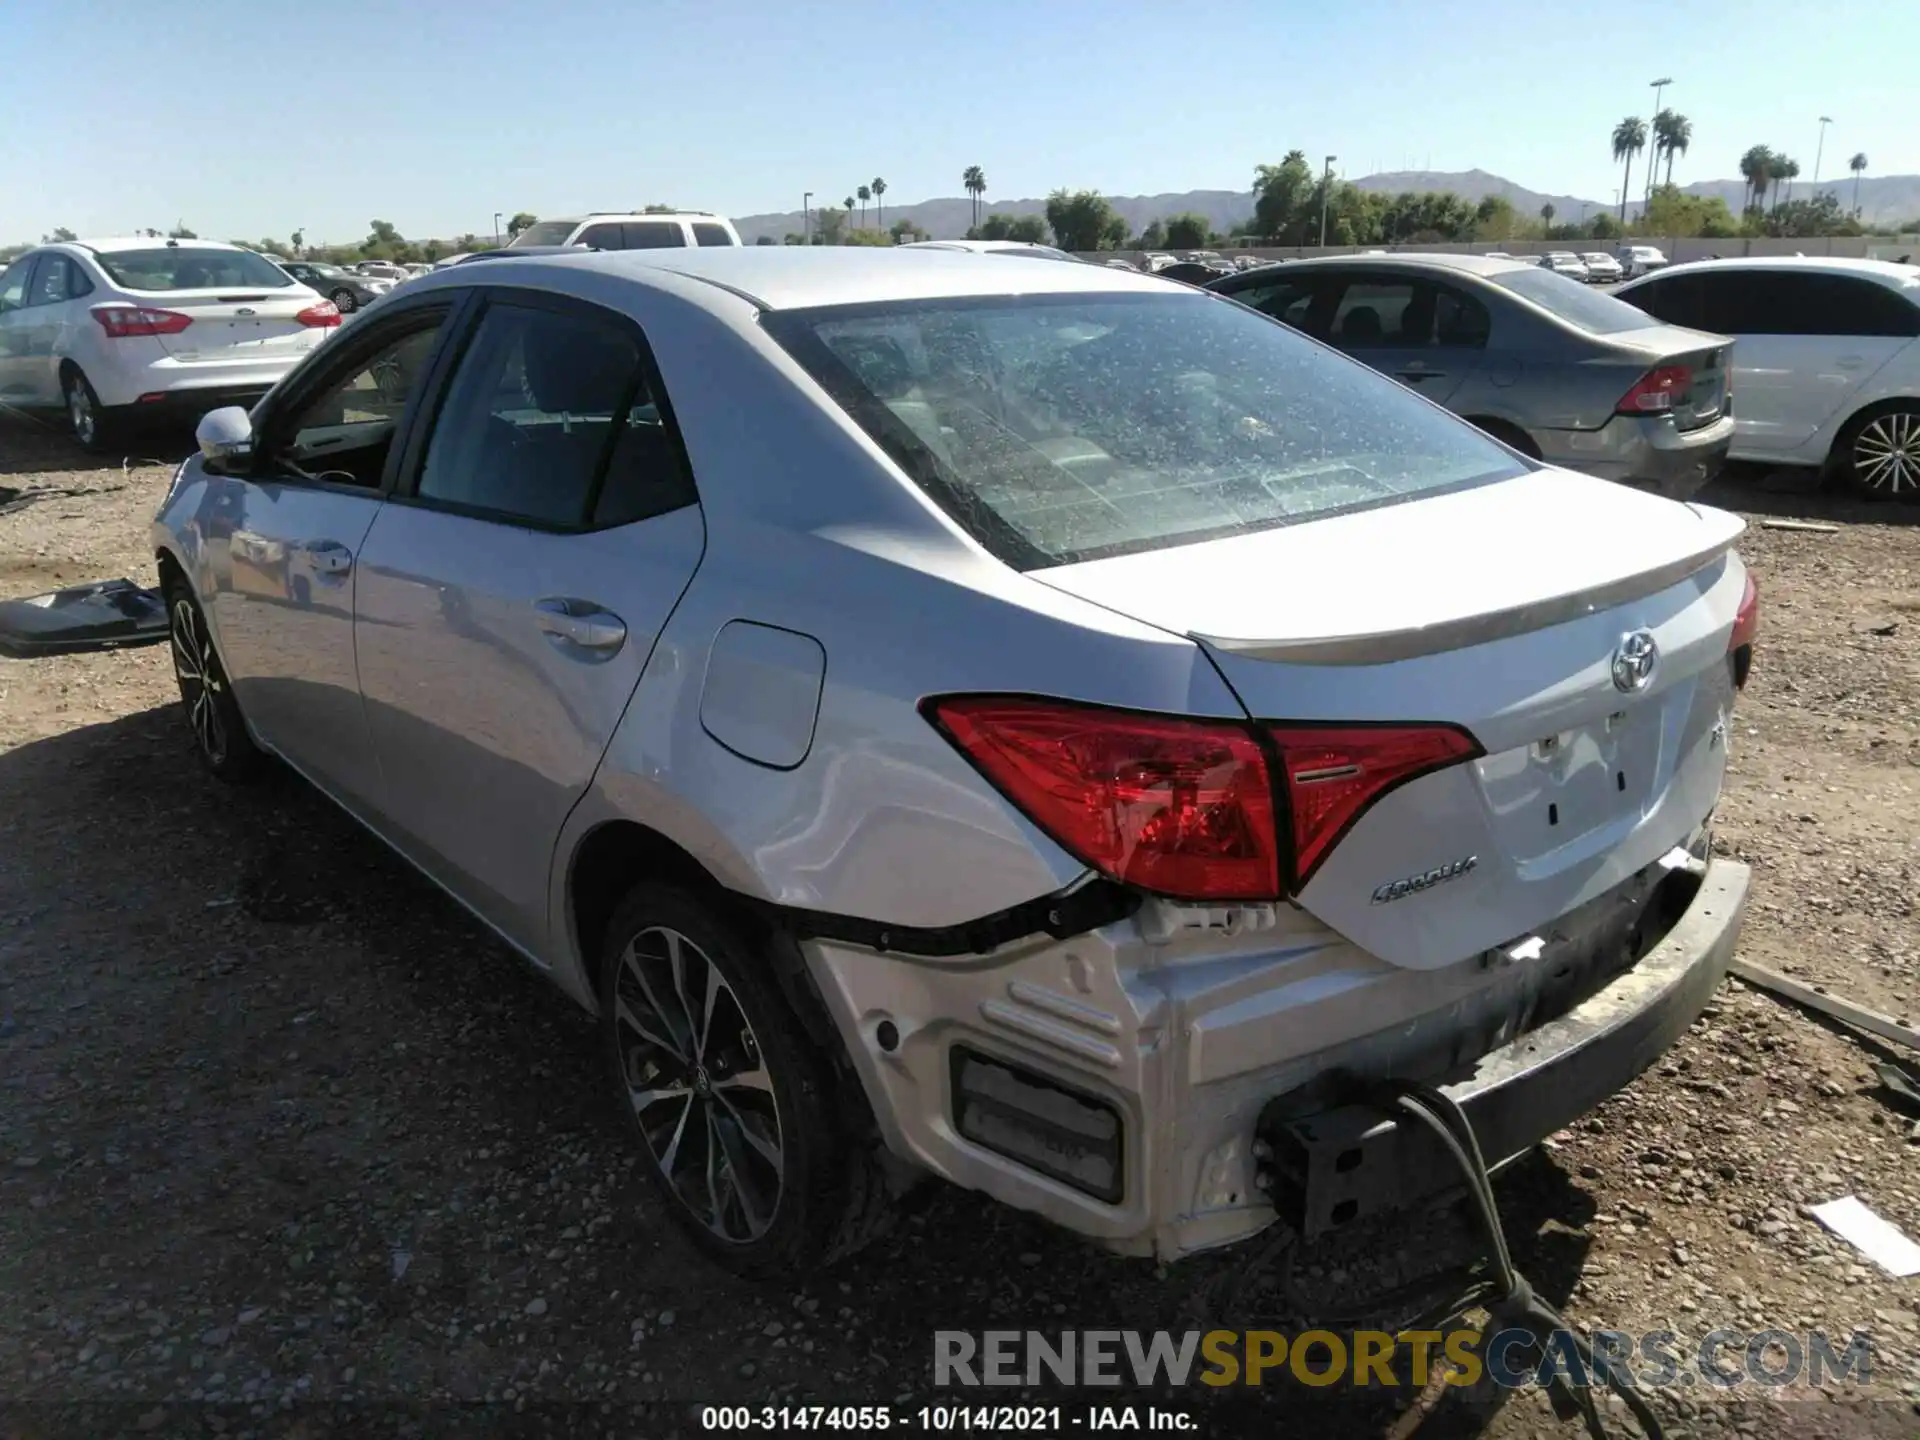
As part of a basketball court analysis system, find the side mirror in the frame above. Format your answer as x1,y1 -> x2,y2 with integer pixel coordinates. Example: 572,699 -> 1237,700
195,406 -> 254,467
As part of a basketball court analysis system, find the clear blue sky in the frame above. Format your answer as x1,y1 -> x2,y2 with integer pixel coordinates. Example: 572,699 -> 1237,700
5,0 -> 1911,245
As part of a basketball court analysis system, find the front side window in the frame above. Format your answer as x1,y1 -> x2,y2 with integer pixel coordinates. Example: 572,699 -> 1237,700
577,224 -> 624,250
1622,274 -> 1705,330
27,255 -> 78,305
1228,277 -> 1318,330
0,258 -> 36,313
93,247 -> 295,292
765,291 -> 1527,569
273,315 -> 449,487
416,302 -> 693,528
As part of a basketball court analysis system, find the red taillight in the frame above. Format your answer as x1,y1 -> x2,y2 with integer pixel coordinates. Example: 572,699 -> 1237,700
924,696 -> 1280,901
1267,724 -> 1483,888
1617,364 -> 1692,414
90,304 -> 192,339
1729,570 -> 1759,689
295,301 -> 342,328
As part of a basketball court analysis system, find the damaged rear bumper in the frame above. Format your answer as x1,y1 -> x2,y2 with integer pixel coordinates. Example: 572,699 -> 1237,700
1259,856 -> 1750,1240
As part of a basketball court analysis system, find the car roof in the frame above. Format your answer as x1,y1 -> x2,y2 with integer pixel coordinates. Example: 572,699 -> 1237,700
505,245 -> 1165,310
61,237 -> 251,253
901,239 -> 1057,253
1264,251 -> 1531,278
1646,255 -> 1919,285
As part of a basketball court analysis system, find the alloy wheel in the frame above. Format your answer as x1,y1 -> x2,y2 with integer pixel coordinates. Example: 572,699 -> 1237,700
170,598 -> 228,766
1854,411 -> 1920,497
332,289 -> 357,313
67,380 -> 96,447
613,926 -> 784,1243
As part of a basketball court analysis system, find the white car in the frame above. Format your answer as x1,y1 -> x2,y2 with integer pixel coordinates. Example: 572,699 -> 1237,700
1543,252 -> 1590,282
1616,246 -> 1669,279
506,212 -> 743,251
1617,257 -> 1920,498
1580,252 -> 1625,283
0,238 -> 338,452
354,262 -> 410,282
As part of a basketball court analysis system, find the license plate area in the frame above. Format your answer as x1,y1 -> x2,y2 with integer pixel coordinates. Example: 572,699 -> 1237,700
1478,707 -> 1663,853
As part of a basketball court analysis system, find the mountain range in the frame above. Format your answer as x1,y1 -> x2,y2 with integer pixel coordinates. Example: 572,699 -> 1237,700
732,169 -> 1920,242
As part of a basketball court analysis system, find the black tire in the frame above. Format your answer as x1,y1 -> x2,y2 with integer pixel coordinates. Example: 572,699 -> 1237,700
1468,416 -> 1542,460
1832,403 -> 1920,502
330,287 -> 358,313
161,572 -> 266,782
597,882 -> 872,1278
62,368 -> 115,454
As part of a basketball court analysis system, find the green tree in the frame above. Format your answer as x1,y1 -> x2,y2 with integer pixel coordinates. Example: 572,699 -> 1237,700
1611,116 -> 1648,222
963,166 -> 987,230
290,229 -> 304,256
1653,109 -> 1692,186
1251,151 -> 1314,242
783,232 -> 807,246
889,217 -> 929,244
871,177 -> 887,229
1643,185 -> 1741,238
1473,195 -> 1517,241
1766,191 -> 1860,239
1849,152 -> 1869,215
641,204 -> 679,214
1770,155 -> 1799,212
756,235 -> 778,245
507,212 -> 537,238
44,226 -> 77,243
812,205 -> 847,245
844,196 -> 855,231
168,221 -> 198,239
1539,202 -> 1556,231
1587,211 -> 1624,240
1135,219 -> 1167,250
1164,212 -> 1211,249
857,184 -> 871,227
979,212 -> 1047,243
1044,189 -> 1127,251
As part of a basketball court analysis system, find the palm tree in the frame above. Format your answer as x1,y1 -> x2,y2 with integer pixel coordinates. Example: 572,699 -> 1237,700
857,184 -> 871,228
290,228 -> 304,257
1540,202 -> 1556,234
1654,110 -> 1692,186
1738,144 -> 1774,215
844,196 -> 855,234
1611,116 -> 1648,222
871,177 -> 887,231
1850,152 -> 1869,215
963,166 -> 987,230
1769,155 -> 1798,212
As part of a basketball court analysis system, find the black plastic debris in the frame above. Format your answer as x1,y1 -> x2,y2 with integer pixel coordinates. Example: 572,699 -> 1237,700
0,578 -> 168,659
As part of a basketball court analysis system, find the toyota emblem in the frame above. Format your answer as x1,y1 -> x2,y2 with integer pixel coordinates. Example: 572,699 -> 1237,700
1611,630 -> 1659,693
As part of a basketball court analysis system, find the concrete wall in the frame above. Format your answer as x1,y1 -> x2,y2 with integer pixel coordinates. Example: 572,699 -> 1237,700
1079,234 -> 1920,268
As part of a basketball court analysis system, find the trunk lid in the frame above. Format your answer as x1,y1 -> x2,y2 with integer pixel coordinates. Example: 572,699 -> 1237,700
147,289 -> 318,363
1606,324 -> 1733,433
1033,469 -> 1748,970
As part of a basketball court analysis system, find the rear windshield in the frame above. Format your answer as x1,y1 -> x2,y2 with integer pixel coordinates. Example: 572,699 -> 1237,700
1487,266 -> 1658,334
509,221 -> 580,247
94,247 -> 295,291
765,292 -> 1526,568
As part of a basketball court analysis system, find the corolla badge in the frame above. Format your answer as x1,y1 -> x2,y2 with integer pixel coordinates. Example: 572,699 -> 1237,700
1371,855 -> 1477,905
1611,629 -> 1659,694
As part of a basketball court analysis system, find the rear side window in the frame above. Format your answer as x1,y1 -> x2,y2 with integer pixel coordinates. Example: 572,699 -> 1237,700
1226,277 -> 1318,330
765,291 -> 1526,569
577,224 -> 624,250
416,302 -> 694,528
93,247 -> 294,291
623,222 -> 686,249
1328,281 -> 1414,348
1487,266 -> 1657,334
692,223 -> 734,247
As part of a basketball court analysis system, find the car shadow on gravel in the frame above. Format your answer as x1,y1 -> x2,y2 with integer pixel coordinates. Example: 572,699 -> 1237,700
1700,464 -> 1920,527
0,413 -> 191,479
1,703 -> 1616,1436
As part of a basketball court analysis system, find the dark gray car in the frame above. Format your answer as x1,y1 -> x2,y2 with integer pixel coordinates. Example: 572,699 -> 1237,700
1207,253 -> 1736,498
276,260 -> 393,314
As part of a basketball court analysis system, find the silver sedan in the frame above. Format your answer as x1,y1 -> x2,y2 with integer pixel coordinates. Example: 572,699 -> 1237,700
154,247 -> 1757,1276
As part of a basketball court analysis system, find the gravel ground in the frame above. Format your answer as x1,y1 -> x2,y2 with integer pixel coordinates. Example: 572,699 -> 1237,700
3,416 -> 1919,1440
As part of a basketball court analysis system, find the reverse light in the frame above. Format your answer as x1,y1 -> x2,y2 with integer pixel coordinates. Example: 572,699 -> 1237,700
90,304 -> 192,339
1267,724 -> 1483,888
1729,570 -> 1759,689
1617,364 -> 1692,414
924,696 -> 1280,902
295,301 -> 342,327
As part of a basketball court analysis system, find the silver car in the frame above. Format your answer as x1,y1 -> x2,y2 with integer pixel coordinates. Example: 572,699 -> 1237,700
153,248 -> 1757,1277
1206,253 -> 1737,499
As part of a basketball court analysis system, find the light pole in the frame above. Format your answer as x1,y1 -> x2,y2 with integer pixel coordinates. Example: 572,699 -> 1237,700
803,191 -> 812,245
1318,156 -> 1336,248
1646,76 -> 1672,208
1813,115 -> 1833,188
493,212 -> 503,246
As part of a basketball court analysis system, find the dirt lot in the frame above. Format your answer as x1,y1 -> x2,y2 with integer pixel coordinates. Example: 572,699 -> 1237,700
3,414 -> 1918,1440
